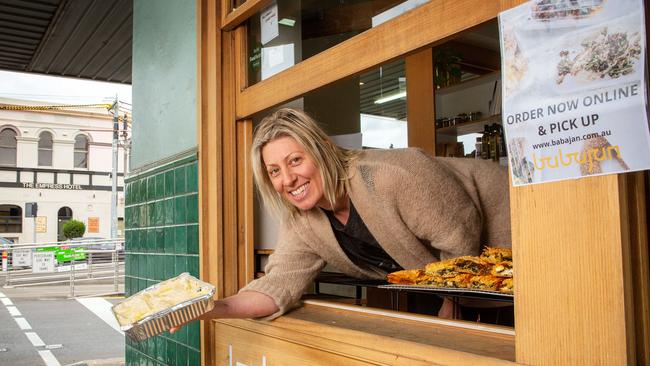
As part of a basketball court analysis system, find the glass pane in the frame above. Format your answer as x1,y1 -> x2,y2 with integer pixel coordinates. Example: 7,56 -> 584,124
39,132 -> 53,148
38,149 -> 52,166
0,205 -> 22,233
246,0 -> 412,86
74,135 -> 88,150
432,20 -> 503,158
0,147 -> 16,165
0,205 -> 18,216
0,129 -> 16,147
58,207 -> 73,217
360,59 -> 407,149
74,152 -> 87,168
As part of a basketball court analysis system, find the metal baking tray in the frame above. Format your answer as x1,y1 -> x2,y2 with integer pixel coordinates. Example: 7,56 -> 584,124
378,284 -> 514,302
112,273 -> 215,342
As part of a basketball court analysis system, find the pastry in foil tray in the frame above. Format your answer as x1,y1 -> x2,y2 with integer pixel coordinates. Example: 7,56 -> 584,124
113,273 -> 213,327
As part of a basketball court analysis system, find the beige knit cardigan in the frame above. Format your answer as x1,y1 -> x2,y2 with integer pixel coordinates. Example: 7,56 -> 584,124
240,148 -> 511,319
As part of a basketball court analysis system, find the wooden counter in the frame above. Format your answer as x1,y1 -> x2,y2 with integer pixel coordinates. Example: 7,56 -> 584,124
213,301 -> 517,366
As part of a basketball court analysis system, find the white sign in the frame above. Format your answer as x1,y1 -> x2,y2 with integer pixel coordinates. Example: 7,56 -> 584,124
261,44 -> 294,80
260,2 -> 279,45
32,252 -> 55,273
13,249 -> 32,266
57,263 -> 88,272
22,182 -> 82,190
499,0 -> 650,186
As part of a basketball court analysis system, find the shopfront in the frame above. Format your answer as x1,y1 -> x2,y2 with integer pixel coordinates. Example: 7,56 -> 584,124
196,0 -> 649,365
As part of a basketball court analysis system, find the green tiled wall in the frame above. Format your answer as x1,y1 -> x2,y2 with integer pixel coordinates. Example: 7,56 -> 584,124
124,154 -> 200,366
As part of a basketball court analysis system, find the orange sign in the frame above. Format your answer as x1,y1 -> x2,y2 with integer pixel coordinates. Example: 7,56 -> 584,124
35,216 -> 47,233
88,217 -> 100,233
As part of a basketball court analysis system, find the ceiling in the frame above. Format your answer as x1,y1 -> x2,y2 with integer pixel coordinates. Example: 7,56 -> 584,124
358,19 -> 500,121
0,0 -> 132,84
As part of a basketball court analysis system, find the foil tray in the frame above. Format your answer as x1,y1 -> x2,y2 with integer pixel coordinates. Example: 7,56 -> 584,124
112,273 -> 215,342
378,284 -> 514,302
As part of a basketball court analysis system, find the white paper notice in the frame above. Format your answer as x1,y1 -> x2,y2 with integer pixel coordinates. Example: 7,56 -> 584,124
32,252 -> 55,273
499,0 -> 650,186
261,44 -> 294,80
13,249 -> 31,266
260,2 -> 279,45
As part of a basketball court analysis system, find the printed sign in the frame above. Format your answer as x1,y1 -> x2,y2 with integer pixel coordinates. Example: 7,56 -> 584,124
36,246 -> 86,263
36,216 -> 47,233
260,2 -> 279,45
57,263 -> 88,272
13,249 -> 32,266
499,0 -> 650,186
32,251 -> 55,273
21,182 -> 82,190
88,217 -> 99,233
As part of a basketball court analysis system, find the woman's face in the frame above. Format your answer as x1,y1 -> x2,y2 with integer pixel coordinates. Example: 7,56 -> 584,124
262,135 -> 327,211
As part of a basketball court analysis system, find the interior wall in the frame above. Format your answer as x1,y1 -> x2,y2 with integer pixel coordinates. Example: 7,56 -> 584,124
303,33 -> 361,135
131,0 -> 198,170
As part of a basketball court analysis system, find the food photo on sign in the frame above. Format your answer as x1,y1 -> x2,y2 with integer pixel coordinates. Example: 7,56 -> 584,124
499,0 -> 650,186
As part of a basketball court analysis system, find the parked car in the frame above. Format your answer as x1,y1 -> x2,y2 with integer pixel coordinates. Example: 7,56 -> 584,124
0,237 -> 12,247
71,237 -> 115,250
70,237 -> 123,264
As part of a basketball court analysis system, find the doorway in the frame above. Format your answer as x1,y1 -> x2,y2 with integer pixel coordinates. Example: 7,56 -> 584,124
57,206 -> 73,241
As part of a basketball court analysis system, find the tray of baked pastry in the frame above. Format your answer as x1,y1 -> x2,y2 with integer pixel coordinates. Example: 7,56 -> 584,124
380,247 -> 514,302
112,272 -> 215,341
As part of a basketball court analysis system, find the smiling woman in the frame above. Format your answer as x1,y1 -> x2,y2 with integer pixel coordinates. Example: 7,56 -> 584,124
251,109 -> 358,219
173,107 -> 511,328
261,136 -> 326,212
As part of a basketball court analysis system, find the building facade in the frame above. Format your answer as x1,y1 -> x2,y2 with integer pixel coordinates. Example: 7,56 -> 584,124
0,98 -> 126,243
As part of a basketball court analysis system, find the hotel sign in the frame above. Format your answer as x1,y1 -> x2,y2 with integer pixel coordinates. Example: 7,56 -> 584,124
22,182 -> 82,190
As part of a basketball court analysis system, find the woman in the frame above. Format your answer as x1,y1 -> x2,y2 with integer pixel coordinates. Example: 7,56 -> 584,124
172,108 -> 510,329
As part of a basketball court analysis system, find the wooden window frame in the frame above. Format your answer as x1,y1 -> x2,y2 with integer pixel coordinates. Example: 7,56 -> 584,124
201,0 -> 650,364
222,0 -> 273,31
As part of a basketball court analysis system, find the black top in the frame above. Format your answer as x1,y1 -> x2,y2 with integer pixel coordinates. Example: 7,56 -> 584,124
323,201 -> 403,273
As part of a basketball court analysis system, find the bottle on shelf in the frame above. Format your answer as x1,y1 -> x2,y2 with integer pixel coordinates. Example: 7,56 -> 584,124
489,124 -> 498,161
481,125 -> 490,160
499,124 -> 507,157
475,137 -> 482,159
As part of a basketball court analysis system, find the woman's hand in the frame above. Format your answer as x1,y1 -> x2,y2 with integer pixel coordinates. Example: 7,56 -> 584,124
169,309 -> 215,334
169,291 -> 279,334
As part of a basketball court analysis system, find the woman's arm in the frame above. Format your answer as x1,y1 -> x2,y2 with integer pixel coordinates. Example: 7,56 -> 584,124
170,291 -> 278,333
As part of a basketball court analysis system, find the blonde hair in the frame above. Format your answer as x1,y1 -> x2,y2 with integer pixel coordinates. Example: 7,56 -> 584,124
251,108 -> 359,219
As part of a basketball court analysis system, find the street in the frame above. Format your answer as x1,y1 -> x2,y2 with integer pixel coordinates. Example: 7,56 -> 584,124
0,284 -> 125,366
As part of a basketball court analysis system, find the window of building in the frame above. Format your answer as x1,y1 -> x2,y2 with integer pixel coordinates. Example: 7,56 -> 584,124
0,205 -> 22,233
0,128 -> 17,166
74,135 -> 89,168
38,131 -> 53,167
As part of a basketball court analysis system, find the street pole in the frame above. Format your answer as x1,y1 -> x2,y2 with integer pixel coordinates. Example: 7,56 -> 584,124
122,113 -> 129,179
110,96 -> 119,239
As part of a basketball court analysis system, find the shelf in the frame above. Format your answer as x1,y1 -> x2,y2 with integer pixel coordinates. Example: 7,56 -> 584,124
435,70 -> 500,96
436,114 -> 501,136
